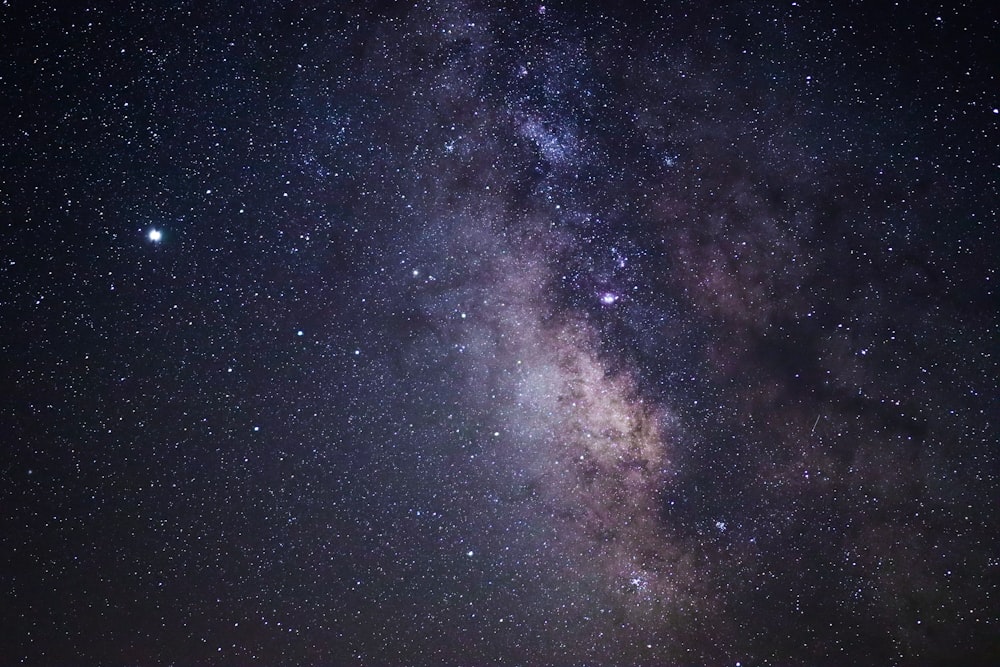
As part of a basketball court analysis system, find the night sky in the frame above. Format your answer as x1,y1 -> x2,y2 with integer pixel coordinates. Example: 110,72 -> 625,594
2,2 -> 998,665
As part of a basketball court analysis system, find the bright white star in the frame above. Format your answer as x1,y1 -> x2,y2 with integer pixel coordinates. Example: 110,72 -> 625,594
148,229 -> 162,242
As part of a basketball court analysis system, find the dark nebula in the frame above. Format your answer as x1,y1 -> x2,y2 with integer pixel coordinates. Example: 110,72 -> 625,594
2,2 -> 997,666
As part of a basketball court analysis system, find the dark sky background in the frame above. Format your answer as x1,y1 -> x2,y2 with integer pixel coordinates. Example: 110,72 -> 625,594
2,1 -> 998,665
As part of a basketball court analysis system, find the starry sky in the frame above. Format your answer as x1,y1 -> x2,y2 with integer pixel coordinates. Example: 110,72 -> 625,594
2,1 -> 998,665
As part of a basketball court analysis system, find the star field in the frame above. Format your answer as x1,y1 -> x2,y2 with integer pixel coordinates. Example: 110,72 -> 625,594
2,2 -> 998,666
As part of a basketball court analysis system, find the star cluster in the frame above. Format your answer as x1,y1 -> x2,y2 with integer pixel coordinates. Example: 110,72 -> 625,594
2,2 -> 997,666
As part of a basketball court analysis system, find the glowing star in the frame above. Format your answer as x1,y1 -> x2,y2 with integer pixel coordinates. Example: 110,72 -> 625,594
148,229 -> 162,242
599,292 -> 619,305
